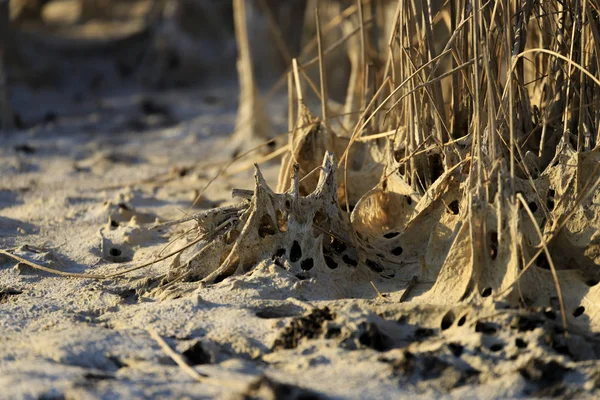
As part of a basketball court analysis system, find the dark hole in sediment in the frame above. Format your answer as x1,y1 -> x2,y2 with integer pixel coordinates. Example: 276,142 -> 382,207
167,52 -> 181,70
572,306 -> 585,318
391,246 -> 403,256
384,231 -> 400,239
182,342 -> 211,365
489,342 -> 504,352
272,307 -> 334,350
547,188 -> 556,211
457,314 -> 467,326
273,248 -> 286,259
214,268 -> 236,284
14,144 -> 36,154
535,253 -> 550,270
489,231 -> 498,260
109,248 -> 122,257
544,309 -> 556,320
331,238 -> 347,253
405,196 -> 412,205
110,219 -> 119,228
448,200 -> 460,215
515,338 -> 528,349
255,305 -> 302,319
441,311 -> 455,330
511,315 -> 544,332
448,343 -> 464,357
342,255 -> 358,267
0,287 -> 22,303
358,322 -> 392,352
429,153 -> 444,182
586,279 -> 599,287
258,214 -> 278,238
481,287 -> 492,297
301,258 -> 314,271
475,321 -> 498,335
324,255 -> 338,269
366,259 -> 383,273
528,201 -> 538,214
414,328 -> 436,340
290,241 -> 302,262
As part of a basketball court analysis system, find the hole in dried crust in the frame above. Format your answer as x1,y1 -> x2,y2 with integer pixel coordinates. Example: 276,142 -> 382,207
547,188 -> 556,211
489,232 -> 498,260
366,259 -> 383,273
448,343 -> 463,357
572,306 -> 585,318
441,311 -> 455,330
489,343 -> 504,352
255,305 -> 302,319
475,322 -> 498,335
528,201 -> 538,214
331,238 -> 347,254
481,287 -> 492,297
214,268 -> 236,284
457,314 -> 467,326
313,211 -> 326,226
358,322 -> 392,352
391,246 -> 403,257
276,209 -> 287,232
258,214 -> 277,238
284,200 -> 291,210
273,248 -> 286,259
0,288 -> 22,303
110,219 -> 119,228
535,253 -> 550,270
290,241 -> 302,262
414,328 -> 435,340
586,279 -> 599,287
405,196 -> 412,205
384,232 -> 400,239
448,200 -> 459,215
544,309 -> 556,320
342,255 -> 358,267
429,153 -> 444,182
511,314 -> 544,331
301,258 -> 314,271
515,338 -> 528,349
324,255 -> 338,269
109,248 -> 122,257
182,342 -> 211,365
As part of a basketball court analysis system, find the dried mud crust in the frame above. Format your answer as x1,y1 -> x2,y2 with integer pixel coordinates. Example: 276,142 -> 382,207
264,301 -> 600,397
167,152 -> 368,295
165,134 -> 600,334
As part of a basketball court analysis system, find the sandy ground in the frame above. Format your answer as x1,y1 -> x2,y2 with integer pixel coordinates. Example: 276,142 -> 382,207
2,38 -> 600,400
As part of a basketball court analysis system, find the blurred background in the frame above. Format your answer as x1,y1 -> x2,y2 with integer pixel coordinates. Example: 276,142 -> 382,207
0,0 -> 367,131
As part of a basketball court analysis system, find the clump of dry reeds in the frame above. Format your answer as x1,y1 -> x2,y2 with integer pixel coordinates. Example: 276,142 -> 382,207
224,0 -> 600,331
